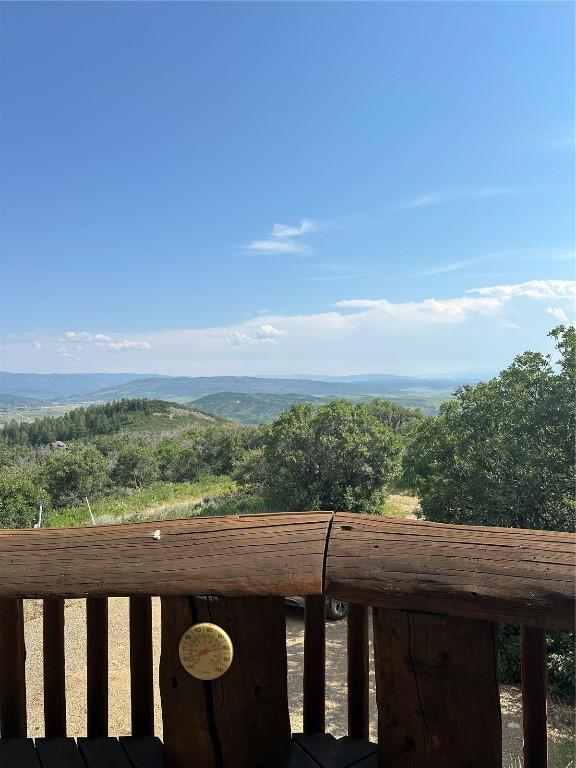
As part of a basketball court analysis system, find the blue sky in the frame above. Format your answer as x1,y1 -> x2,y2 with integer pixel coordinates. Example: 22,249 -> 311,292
1,1 -> 574,376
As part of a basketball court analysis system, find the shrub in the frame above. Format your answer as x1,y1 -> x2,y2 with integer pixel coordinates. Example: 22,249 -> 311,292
43,445 -> 109,506
0,471 -> 51,528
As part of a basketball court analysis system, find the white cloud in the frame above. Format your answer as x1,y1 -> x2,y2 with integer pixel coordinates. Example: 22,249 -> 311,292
5,280 -> 573,376
94,340 -> 152,352
335,296 -> 503,321
468,279 -> 576,300
546,306 -> 569,323
242,218 -> 318,255
399,187 -> 513,210
420,253 -> 498,276
62,331 -> 112,342
271,219 -> 318,238
32,340 -> 42,350
57,331 -> 152,356
242,239 -> 310,254
222,323 -> 287,346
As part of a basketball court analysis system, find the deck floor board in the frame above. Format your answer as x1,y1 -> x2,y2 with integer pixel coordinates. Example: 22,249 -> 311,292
0,738 -> 41,768
36,738 -> 87,768
0,734 -> 376,768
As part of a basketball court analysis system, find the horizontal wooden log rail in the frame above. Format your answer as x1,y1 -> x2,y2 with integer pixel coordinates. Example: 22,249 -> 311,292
326,513 -> 575,630
0,513 -> 330,599
0,512 -> 572,629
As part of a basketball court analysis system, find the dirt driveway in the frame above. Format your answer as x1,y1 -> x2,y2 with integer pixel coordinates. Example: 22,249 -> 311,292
22,599 -> 573,767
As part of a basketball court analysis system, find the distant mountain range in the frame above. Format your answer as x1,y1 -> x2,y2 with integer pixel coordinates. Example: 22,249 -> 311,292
0,371 -> 468,406
0,372 -> 158,401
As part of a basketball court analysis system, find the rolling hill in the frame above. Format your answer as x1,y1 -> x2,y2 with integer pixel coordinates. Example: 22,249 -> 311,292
190,392 -> 332,424
191,391 -> 449,424
65,374 -> 460,403
0,371 -> 161,400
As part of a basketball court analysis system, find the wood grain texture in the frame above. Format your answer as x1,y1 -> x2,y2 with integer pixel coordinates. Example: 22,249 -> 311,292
373,608 -> 502,767
522,627 -> 548,768
347,604 -> 369,740
326,514 -> 575,630
0,599 -> 27,737
0,513 -> 331,599
129,597 -> 154,737
42,598 -> 66,737
160,595 -> 292,768
303,596 -> 326,734
86,598 -> 108,738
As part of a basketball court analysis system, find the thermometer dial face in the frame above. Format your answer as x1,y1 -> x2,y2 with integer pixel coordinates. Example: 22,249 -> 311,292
179,623 -> 234,681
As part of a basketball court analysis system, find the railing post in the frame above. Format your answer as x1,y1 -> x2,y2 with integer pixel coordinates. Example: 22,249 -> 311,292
521,626 -> 548,768
0,598 -> 27,737
129,596 -> 154,737
303,595 -> 326,734
43,597 -> 66,736
347,603 -> 369,739
373,608 -> 502,766
86,596 -> 108,737
160,595 -> 292,768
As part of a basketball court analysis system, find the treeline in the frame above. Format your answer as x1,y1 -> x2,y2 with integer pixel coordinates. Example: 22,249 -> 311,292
0,422 -> 255,517
0,399 -> 176,446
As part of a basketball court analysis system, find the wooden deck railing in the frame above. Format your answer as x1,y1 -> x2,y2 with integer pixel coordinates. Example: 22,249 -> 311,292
0,512 -> 573,768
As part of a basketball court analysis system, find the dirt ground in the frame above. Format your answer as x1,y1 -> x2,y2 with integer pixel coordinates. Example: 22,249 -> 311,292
22,599 -> 574,767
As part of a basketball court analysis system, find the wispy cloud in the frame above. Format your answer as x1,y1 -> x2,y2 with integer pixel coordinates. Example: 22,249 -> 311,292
271,219 -> 318,238
221,323 -> 287,347
334,296 -> 503,321
58,331 -> 152,355
8,278 -> 574,375
467,279 -> 575,300
398,187 -> 513,210
421,247 -> 575,277
242,218 -> 319,255
241,239 -> 310,254
421,253 -> 498,276
546,306 -> 570,324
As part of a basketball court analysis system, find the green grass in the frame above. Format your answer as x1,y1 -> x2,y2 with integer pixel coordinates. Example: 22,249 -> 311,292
47,476 -> 236,527
381,492 -> 420,518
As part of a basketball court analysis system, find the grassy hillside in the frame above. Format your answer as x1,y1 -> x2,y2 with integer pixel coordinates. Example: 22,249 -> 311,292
0,398 -> 217,446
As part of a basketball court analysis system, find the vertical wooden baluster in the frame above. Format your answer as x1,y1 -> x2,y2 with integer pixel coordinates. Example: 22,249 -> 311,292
129,596 -> 154,736
303,595 -> 325,734
86,597 -> 108,737
43,597 -> 66,736
522,626 -> 548,768
374,608 -> 502,766
347,602 -> 369,739
0,598 -> 27,736
161,595 -> 292,768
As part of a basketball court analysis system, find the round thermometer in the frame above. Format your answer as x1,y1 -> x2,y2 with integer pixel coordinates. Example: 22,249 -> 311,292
178,623 -> 234,681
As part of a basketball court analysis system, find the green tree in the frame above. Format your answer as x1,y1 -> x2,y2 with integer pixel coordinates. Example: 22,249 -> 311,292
111,442 -> 158,488
366,399 -> 424,434
404,326 -> 575,698
404,326 -> 575,531
239,401 -> 403,513
0,472 -> 51,528
43,446 -> 109,506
